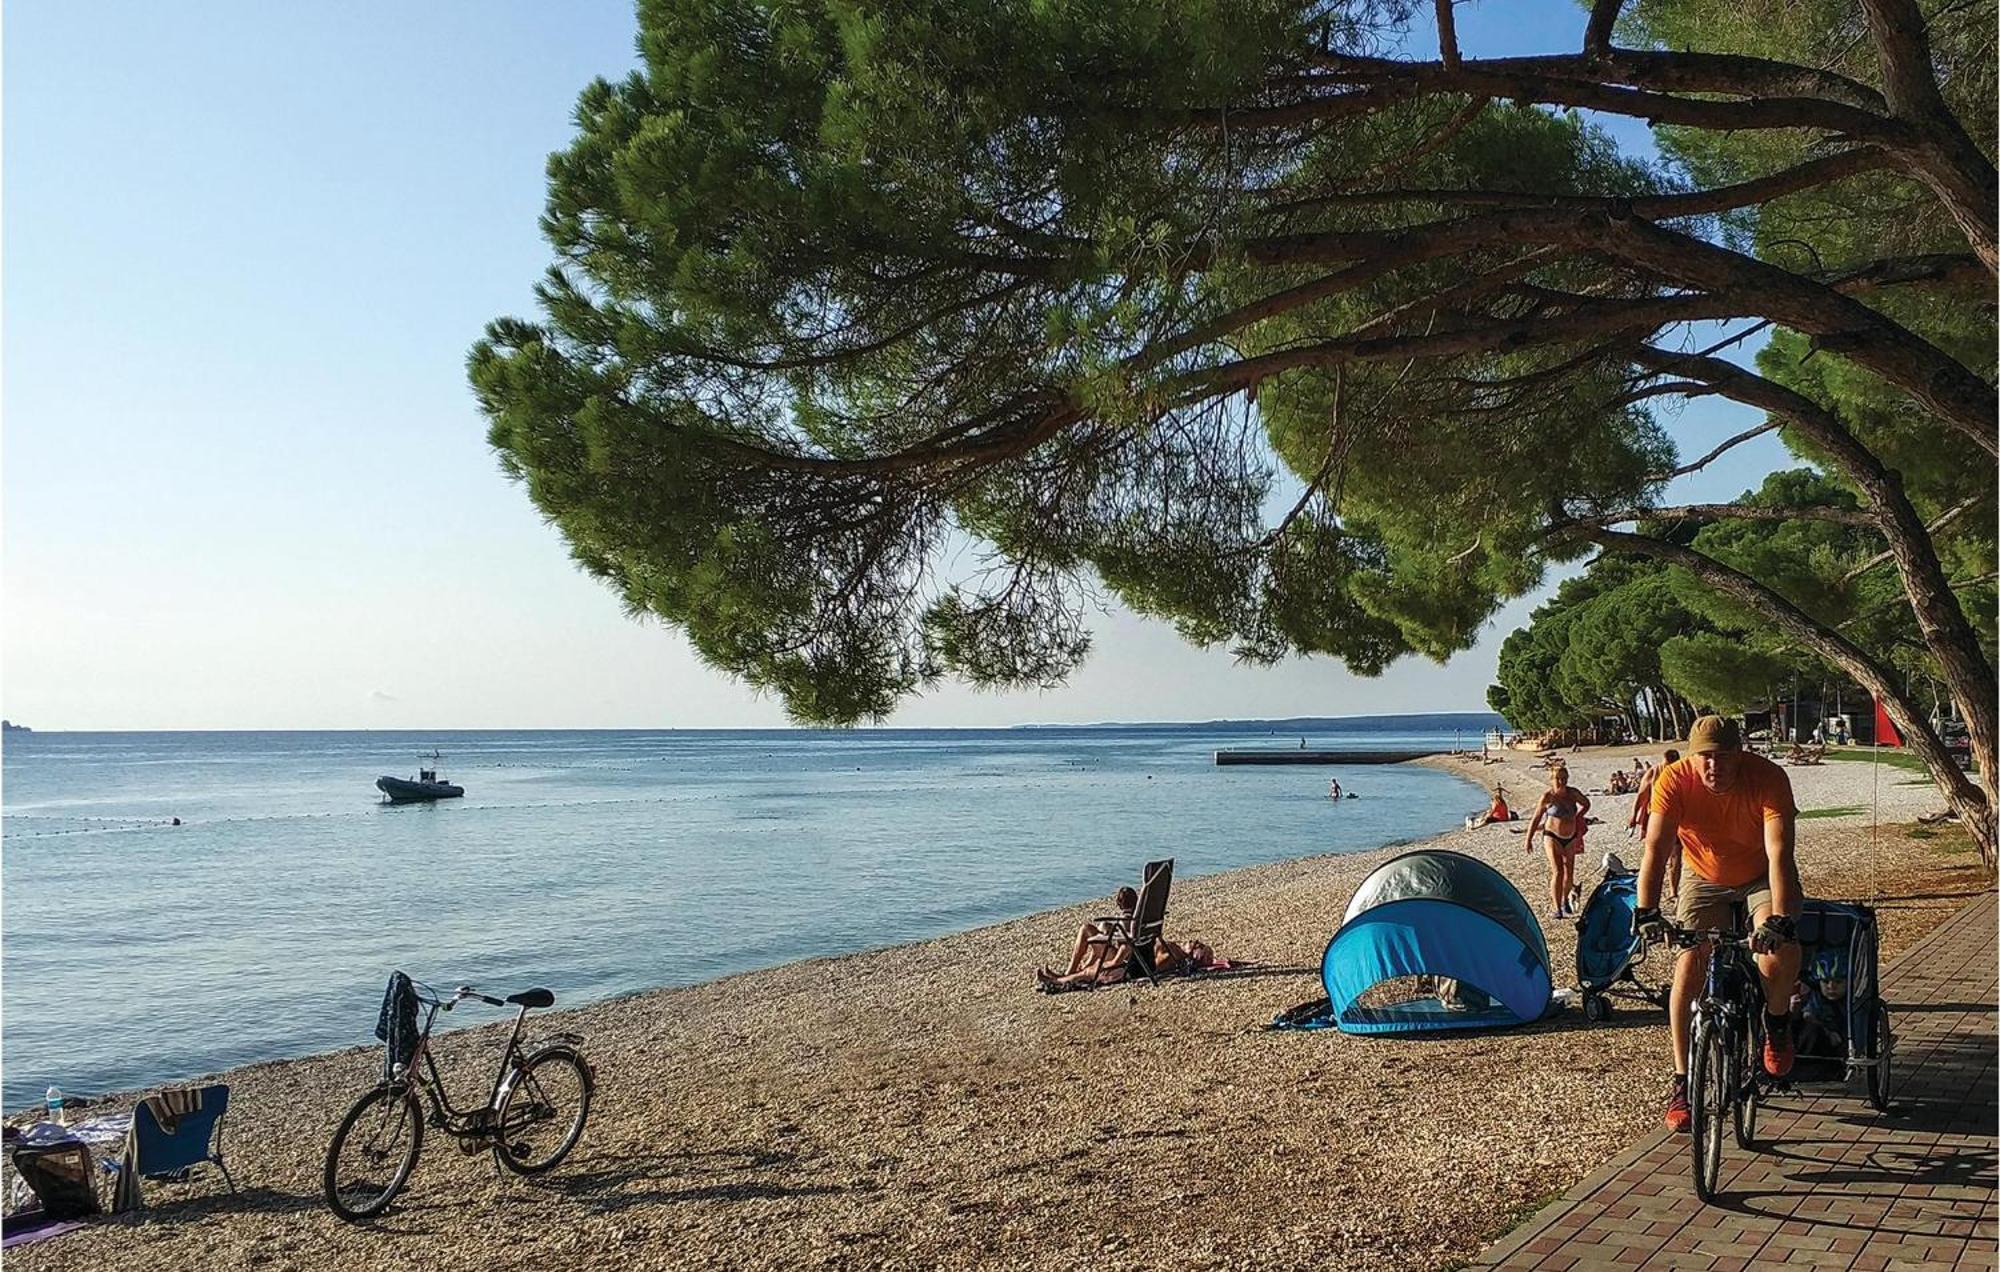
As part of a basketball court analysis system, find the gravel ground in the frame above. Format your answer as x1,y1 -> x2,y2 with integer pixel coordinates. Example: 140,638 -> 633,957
8,745 -> 1987,1271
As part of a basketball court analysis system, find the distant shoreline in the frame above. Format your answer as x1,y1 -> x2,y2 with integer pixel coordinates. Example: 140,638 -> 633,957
0,711 -> 1507,736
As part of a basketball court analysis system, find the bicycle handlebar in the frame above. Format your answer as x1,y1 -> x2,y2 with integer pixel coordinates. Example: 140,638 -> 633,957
403,974 -> 532,1013
1666,926 -> 1755,950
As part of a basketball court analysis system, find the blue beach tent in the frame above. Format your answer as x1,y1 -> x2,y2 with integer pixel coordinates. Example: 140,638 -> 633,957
1320,849 -> 1553,1033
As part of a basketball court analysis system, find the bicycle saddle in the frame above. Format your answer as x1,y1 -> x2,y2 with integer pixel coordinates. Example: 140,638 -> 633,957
506,988 -> 555,1009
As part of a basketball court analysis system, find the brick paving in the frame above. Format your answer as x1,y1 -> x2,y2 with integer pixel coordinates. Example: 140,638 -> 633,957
1476,892 -> 1997,1271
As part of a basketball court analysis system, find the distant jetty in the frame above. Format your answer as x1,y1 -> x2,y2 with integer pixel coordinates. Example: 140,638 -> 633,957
1214,748 -> 1432,765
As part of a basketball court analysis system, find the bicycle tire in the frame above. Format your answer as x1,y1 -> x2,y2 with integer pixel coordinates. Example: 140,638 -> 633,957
492,1045 -> 592,1176
1734,1009 -> 1761,1148
1867,1002 -> 1895,1111
324,1083 -> 424,1222
1688,1014 -> 1728,1202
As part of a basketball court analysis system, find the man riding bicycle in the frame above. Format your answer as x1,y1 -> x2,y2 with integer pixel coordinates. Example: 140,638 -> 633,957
1632,716 -> 1803,1133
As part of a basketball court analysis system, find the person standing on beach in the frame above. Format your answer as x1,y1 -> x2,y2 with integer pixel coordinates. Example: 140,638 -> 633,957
1631,717 -> 1803,1134
1524,766 -> 1589,920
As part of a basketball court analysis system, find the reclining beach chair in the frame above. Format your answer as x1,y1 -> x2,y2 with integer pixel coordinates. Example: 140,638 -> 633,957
105,1084 -> 236,1211
1085,859 -> 1174,986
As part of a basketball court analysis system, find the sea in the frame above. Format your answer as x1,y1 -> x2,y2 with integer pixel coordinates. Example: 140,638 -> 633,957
0,714 -> 1499,1108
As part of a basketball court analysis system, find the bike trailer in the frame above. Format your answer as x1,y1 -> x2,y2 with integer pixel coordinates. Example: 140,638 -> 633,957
1574,866 -> 1670,1022
1793,899 -> 1893,1106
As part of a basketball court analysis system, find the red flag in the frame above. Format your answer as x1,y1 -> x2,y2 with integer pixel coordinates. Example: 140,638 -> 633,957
1873,696 -> 1904,748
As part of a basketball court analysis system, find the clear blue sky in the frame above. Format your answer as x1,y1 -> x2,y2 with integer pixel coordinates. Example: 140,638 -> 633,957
3,2 -> 1793,730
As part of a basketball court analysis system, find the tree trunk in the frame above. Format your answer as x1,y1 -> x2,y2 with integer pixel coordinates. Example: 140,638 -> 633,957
1586,528 -> 1997,870
1860,0 -> 2000,274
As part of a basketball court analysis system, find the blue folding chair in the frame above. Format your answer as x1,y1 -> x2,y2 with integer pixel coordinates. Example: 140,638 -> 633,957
104,1084 -> 237,1206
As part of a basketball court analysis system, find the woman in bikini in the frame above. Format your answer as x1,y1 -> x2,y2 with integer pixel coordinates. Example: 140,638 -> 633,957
1525,765 -> 1590,920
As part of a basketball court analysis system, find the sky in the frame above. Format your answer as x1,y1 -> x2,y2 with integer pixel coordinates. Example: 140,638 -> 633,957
1,2 -> 1797,731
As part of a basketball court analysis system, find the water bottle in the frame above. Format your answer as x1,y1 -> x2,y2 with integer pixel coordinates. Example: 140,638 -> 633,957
44,1085 -> 65,1126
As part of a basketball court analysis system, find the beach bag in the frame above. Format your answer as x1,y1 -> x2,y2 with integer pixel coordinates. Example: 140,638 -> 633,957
8,1140 -> 100,1220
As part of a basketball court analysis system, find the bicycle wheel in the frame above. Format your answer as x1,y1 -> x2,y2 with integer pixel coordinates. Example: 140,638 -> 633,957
492,1046 -> 592,1176
324,1084 -> 424,1222
1867,1001 -> 1895,1111
1687,1014 -> 1729,1202
1734,1010 -> 1761,1148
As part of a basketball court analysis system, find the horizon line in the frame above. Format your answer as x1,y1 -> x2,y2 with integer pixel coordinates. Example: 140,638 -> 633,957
0,709 -> 1507,735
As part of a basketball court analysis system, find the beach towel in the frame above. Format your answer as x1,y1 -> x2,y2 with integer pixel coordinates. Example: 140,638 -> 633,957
1266,997 -> 1338,1031
375,971 -> 418,1080
1,1213 -> 88,1249
110,1087 -> 204,1212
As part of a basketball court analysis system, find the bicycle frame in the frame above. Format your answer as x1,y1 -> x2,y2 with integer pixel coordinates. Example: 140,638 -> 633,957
1697,938 -> 1765,1039
396,990 -> 546,1142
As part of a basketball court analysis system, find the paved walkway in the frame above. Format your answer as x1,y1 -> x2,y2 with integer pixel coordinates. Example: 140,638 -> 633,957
1476,892 -> 1997,1271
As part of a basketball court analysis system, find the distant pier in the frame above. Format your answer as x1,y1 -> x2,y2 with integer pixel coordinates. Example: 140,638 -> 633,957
1213,749 -> 1435,766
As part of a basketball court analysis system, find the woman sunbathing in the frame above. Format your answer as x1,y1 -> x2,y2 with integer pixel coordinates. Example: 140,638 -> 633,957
1040,924 -> 1224,992
1037,887 -> 1140,989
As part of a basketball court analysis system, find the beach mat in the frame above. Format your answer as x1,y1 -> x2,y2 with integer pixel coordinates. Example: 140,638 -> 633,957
2,1213 -> 88,1249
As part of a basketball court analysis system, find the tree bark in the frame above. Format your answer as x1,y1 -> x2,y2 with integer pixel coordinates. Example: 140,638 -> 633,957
1585,527 -> 1996,870
1860,0 -> 2000,274
1600,217 -> 1999,457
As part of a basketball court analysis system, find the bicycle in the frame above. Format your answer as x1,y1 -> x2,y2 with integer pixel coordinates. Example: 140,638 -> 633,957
1670,924 -> 1776,1203
323,980 -> 593,1222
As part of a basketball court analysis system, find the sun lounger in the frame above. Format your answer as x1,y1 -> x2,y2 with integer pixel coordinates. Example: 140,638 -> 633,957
1084,859 -> 1174,986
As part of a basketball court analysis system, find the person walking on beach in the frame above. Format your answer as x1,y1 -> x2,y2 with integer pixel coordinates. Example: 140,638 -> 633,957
1629,750 -> 1682,898
1524,766 -> 1589,920
1631,717 -> 1803,1134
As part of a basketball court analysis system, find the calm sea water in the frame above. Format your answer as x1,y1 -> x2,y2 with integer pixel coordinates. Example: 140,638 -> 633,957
1,716 -> 1496,1107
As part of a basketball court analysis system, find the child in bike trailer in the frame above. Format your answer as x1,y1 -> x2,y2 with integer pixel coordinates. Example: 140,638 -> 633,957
1631,716 -> 1804,1134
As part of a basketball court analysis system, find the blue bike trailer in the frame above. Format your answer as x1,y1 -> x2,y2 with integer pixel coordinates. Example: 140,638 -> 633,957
1575,867 -> 1671,1022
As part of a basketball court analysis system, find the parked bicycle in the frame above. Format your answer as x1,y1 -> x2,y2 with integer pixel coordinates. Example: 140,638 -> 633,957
323,980 -> 593,1222
1672,924 -> 1771,1203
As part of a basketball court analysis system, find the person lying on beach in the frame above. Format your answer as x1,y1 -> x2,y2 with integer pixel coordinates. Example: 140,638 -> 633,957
1153,936 -> 1229,975
1036,934 -> 1233,989
1036,902 -> 1233,990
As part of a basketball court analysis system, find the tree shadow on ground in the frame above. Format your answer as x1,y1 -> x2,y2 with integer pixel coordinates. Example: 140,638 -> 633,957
521,1147 -> 871,1215
1869,888 -> 1991,904
88,1185 -> 323,1227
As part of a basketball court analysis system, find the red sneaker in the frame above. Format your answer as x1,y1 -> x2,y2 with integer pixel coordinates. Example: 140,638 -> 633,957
1763,1017 -> 1796,1078
1665,1075 -> 1691,1133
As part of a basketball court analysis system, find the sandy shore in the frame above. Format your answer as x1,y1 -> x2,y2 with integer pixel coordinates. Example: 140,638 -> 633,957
9,745 -> 1988,1271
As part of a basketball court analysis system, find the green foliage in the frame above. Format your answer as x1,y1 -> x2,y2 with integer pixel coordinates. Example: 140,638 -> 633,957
1656,632 -> 1794,713
1488,557 -> 1711,732
476,0 -> 1993,727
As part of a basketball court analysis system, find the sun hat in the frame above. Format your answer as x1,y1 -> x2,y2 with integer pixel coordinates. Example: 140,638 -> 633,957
1687,715 -> 1742,755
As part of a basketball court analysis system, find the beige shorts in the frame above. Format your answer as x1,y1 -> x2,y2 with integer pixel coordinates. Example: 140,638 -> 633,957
1678,875 -> 1773,932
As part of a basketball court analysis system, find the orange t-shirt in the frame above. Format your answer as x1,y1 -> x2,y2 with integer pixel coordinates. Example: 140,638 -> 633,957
1650,754 -> 1796,887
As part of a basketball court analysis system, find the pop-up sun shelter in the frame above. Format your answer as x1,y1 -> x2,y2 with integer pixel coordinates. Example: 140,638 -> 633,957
1318,849 -> 1553,1033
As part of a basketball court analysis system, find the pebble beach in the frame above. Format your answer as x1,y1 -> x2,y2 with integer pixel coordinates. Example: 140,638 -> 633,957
8,745 -> 1986,1271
